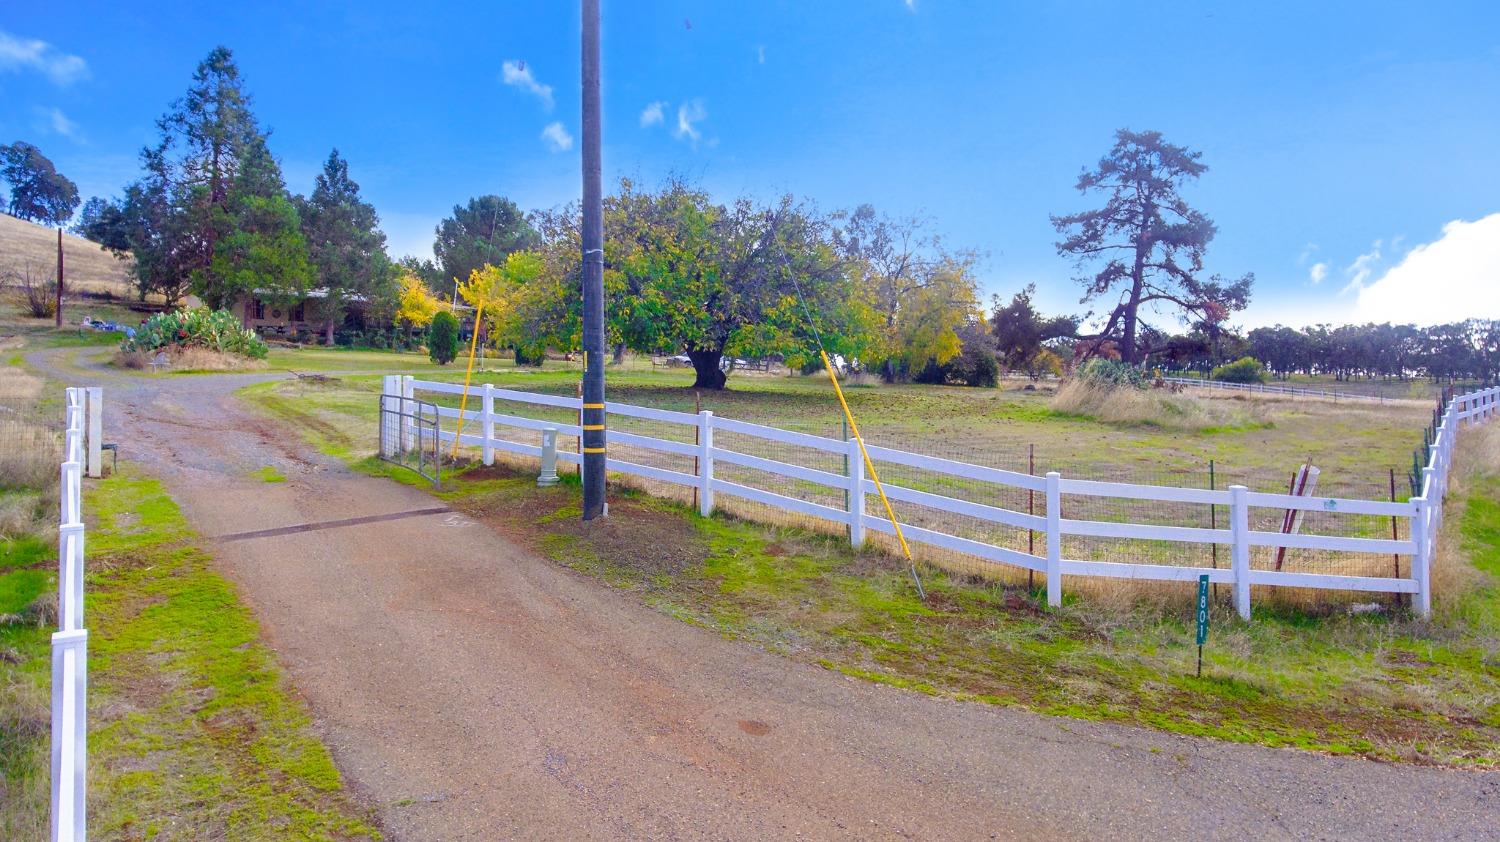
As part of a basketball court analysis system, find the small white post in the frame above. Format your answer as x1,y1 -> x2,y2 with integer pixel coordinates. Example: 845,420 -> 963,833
1411,497 -> 1431,619
847,437 -> 865,548
1230,485 -> 1251,620
85,387 -> 102,478
50,628 -> 88,842
537,428 -> 560,486
481,383 -> 496,466
1045,471 -> 1061,607
698,411 -> 714,517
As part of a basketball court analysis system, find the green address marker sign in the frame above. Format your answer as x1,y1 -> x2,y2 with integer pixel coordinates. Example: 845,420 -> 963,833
1195,574 -> 1209,678
1196,574 -> 1210,645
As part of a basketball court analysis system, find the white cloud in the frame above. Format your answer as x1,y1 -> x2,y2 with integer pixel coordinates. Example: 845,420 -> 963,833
757,45 -> 766,64
639,101 -> 665,128
1308,261 -> 1328,285
674,99 -> 706,144
0,30 -> 88,85
1351,214 -> 1500,325
540,121 -> 573,153
904,0 -> 917,9
500,59 -> 553,110
1340,241 -> 1383,294
28,106 -> 79,140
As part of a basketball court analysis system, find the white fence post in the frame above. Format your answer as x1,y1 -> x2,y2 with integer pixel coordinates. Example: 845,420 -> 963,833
50,628 -> 87,842
401,375 -> 415,450
1412,497 -> 1431,619
57,519 -> 83,632
482,383 -> 496,466
847,437 -> 865,548
379,376 -> 398,457
1045,472 -> 1061,607
1230,485 -> 1251,620
85,387 -> 102,478
698,411 -> 714,517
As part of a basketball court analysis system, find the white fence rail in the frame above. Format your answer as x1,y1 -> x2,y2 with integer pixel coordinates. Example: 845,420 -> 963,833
393,376 -> 1500,620
52,386 -> 98,842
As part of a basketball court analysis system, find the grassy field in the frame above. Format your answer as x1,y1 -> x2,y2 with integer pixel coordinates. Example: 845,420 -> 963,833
0,330 -> 379,839
0,212 -> 134,298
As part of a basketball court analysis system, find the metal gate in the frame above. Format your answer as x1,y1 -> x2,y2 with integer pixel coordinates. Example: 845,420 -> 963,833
379,393 -> 442,485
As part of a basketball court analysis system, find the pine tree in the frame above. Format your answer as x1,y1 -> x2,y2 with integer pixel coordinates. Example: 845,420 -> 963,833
206,135 -> 311,310
297,149 -> 394,344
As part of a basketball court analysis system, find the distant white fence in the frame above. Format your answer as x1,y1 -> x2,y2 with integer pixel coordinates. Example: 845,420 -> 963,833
52,386 -> 99,842
1163,375 -> 1394,403
390,376 -> 1500,620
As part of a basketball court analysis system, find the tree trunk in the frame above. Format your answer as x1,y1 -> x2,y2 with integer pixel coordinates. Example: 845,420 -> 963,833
687,349 -> 727,389
324,321 -> 335,346
612,342 -> 626,365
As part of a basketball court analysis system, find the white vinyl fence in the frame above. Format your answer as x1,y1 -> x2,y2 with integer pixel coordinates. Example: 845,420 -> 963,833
390,376 -> 1500,620
52,386 -> 100,842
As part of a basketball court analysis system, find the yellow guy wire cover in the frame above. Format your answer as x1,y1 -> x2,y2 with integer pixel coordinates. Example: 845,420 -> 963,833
448,303 -> 484,460
818,350 -> 924,598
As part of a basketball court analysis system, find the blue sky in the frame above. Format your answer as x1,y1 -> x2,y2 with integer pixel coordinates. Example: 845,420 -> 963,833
3,1 -> 1497,328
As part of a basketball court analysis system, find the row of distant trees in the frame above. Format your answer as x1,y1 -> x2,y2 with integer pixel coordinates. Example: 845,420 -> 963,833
1245,321 -> 1500,383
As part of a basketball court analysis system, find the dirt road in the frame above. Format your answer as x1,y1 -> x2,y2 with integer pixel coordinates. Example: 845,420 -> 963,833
34,347 -> 1500,840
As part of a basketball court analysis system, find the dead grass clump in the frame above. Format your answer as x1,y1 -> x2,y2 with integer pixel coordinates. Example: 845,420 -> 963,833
0,421 -> 58,493
0,492 -> 45,539
114,346 -> 267,372
0,669 -> 49,840
1051,380 -> 1260,430
0,365 -> 42,407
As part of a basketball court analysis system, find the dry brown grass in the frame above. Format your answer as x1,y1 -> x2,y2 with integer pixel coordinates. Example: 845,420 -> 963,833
0,212 -> 133,297
0,668 -> 49,840
0,364 -> 42,406
0,492 -> 45,539
114,346 -> 267,372
1051,380 -> 1261,430
0,421 -> 57,494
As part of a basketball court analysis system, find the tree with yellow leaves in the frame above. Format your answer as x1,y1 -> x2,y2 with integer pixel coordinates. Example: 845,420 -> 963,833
457,251 -> 547,359
395,271 -> 441,343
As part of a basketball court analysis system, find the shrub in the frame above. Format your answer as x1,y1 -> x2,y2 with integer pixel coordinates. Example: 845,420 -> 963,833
427,311 -> 460,365
4,264 -> 57,318
911,347 -> 1000,388
1021,348 -> 1064,381
122,308 -> 268,359
1076,357 -> 1147,389
1211,356 -> 1268,384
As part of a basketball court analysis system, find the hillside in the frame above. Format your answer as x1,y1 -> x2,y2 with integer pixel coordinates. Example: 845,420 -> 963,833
0,211 -> 134,296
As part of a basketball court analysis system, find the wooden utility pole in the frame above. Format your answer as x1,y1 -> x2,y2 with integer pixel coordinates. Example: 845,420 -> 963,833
580,0 -> 607,520
55,227 -> 65,327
